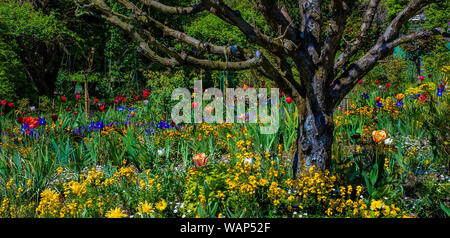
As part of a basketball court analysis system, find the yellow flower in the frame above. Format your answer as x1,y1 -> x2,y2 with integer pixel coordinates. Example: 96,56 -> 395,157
155,199 -> 167,211
273,200 -> 280,206
395,93 -> 404,101
105,207 -> 127,218
137,201 -> 154,216
56,167 -> 63,174
68,181 -> 86,196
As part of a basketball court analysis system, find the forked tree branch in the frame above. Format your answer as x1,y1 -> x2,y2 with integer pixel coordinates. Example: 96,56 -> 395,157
329,0 -> 445,110
333,0 -> 381,73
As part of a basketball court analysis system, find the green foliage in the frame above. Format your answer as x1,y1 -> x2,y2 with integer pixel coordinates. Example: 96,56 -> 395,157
144,70 -> 192,121
0,0 -> 73,41
0,39 -> 23,101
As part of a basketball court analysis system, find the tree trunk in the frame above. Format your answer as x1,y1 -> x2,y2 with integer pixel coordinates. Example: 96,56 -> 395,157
293,109 -> 334,176
292,77 -> 335,176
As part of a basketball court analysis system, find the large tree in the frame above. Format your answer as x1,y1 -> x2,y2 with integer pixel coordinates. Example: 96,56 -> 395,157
75,0 -> 448,175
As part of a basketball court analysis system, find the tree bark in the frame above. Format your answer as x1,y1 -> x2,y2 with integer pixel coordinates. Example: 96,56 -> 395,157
293,97 -> 334,176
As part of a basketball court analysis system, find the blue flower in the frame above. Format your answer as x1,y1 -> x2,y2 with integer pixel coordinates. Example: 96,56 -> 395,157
20,124 -> 28,133
117,106 -> 126,112
395,100 -> 404,107
437,87 -> 445,97
38,116 -> 46,126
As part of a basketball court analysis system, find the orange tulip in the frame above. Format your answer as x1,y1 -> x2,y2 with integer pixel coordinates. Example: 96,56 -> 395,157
372,130 -> 387,143
193,153 -> 208,167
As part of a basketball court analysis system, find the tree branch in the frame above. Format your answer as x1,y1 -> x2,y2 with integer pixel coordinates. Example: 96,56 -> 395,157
319,0 -> 351,79
202,0 -> 288,55
328,0 -> 444,110
298,0 -> 322,64
139,0 -> 206,14
333,0 -> 381,73
255,0 -> 300,48
80,0 -> 264,71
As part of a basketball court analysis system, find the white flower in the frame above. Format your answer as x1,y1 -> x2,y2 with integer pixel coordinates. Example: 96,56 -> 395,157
378,85 -> 382,89
182,214 -> 186,218
30,106 -> 35,111
157,148 -> 165,156
243,157 -> 253,165
143,100 -> 149,104
384,138 -> 393,145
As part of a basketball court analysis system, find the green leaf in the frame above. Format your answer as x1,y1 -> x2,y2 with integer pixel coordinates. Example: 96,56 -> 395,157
440,201 -> 450,217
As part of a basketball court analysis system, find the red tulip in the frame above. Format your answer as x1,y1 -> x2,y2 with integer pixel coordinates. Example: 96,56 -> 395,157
419,75 -> 425,80
192,102 -> 198,109
142,90 -> 150,98
99,105 -> 105,112
7,102 -> 13,107
74,111 -> 78,116
418,94 -> 426,102
375,96 -> 381,102
375,80 -> 380,85
359,80 -> 363,84
0,100 -> 6,106
286,97 -> 292,104
385,83 -> 391,88
193,153 -> 208,167
76,94 -> 81,100
94,99 -> 99,103
281,92 -> 284,97
51,115 -> 58,122
61,96 -> 66,102
23,117 -> 40,129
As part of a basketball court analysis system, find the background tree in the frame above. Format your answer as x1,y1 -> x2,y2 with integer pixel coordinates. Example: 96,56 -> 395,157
76,0 -> 448,174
